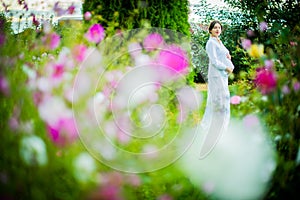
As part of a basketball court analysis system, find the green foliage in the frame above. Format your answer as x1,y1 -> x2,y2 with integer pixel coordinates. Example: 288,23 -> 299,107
222,0 -> 300,198
82,0 -> 190,36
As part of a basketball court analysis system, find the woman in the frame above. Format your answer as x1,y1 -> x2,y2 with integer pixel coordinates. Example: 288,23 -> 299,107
200,20 -> 234,158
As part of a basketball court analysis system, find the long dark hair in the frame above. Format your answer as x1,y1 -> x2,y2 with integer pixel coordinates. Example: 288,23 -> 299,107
208,20 -> 223,34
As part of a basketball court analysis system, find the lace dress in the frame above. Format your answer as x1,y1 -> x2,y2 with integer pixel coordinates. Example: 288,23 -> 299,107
200,37 -> 234,158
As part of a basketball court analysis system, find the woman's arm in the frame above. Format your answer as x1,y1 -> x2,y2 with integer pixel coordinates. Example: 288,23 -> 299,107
206,40 -> 227,71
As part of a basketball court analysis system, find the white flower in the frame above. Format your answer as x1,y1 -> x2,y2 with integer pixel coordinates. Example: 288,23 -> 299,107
20,135 -> 48,166
73,152 -> 97,183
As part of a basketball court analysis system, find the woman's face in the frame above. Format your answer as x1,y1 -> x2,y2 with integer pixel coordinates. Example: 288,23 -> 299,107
210,23 -> 222,37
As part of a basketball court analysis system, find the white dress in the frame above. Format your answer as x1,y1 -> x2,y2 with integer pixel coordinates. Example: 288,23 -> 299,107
200,37 -> 234,158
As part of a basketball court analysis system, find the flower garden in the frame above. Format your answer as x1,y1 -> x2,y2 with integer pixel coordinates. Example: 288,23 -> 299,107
0,0 -> 299,200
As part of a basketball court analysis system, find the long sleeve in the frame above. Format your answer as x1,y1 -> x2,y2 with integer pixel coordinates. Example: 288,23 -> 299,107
206,40 -> 227,71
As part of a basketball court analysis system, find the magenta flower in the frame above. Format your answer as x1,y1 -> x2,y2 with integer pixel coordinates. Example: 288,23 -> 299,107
85,24 -> 105,44
254,68 -> 277,95
143,33 -> 164,51
72,44 -> 87,62
259,21 -> 268,32
52,63 -> 65,79
32,14 -> 39,27
42,32 -> 60,50
47,117 -> 78,147
156,45 -> 189,75
241,38 -> 252,50
67,4 -> 76,14
84,11 -> 92,20
230,95 -> 241,104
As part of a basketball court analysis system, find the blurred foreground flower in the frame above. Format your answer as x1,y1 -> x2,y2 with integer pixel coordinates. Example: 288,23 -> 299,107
178,115 -> 276,200
85,24 -> 105,44
73,152 -> 97,183
143,33 -> 164,51
72,44 -> 87,62
156,44 -> 189,77
248,44 -> 264,58
47,117 -> 78,147
254,67 -> 277,95
20,135 -> 48,166
42,32 -> 61,50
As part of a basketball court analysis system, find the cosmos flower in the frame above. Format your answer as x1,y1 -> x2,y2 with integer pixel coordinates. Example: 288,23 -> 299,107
42,32 -> 61,50
143,33 -> 164,51
85,24 -> 105,44
156,45 -> 189,75
47,117 -> 78,147
254,68 -> 277,95
72,44 -> 87,62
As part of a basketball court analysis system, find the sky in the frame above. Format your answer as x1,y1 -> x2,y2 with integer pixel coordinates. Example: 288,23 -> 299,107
190,0 -> 227,7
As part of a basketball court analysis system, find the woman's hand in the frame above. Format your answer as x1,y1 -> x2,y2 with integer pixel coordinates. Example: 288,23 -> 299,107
226,54 -> 231,60
226,67 -> 233,74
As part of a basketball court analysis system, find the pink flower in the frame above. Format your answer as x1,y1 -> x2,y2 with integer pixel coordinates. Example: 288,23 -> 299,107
264,59 -> 274,69
72,44 -> 87,62
156,45 -> 189,75
241,38 -> 252,50
158,194 -> 173,200
52,63 -> 65,79
254,68 -> 277,95
85,24 -> 105,44
259,21 -> 268,32
47,117 -> 78,147
143,33 -> 164,51
0,75 -> 9,96
247,30 -> 255,37
281,85 -> 290,94
293,81 -> 300,92
67,4 -> 75,14
99,185 -> 121,200
84,11 -> 92,20
290,41 -> 298,46
42,32 -> 60,50
230,95 -> 241,104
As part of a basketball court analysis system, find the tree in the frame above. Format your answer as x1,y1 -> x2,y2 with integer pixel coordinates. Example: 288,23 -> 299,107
82,0 -> 190,36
